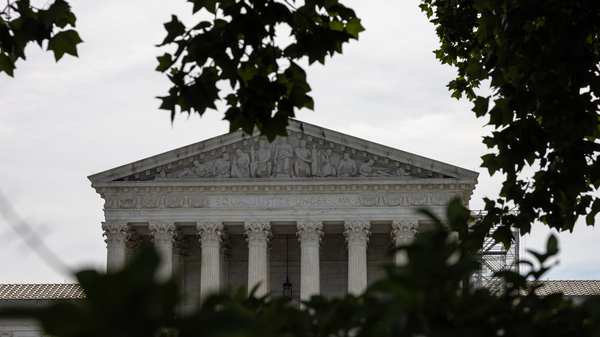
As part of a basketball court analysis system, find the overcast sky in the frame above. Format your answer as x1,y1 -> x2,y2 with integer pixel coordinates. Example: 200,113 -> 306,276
1,0 -> 598,284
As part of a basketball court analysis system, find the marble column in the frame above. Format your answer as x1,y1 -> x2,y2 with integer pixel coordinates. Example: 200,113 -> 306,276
267,239 -> 273,295
296,221 -> 324,301
197,221 -> 224,301
390,219 -> 419,266
344,220 -> 371,295
172,229 -> 187,316
447,230 -> 460,265
173,230 -> 187,280
220,231 -> 231,292
244,221 -> 272,297
102,221 -> 131,273
149,222 -> 177,282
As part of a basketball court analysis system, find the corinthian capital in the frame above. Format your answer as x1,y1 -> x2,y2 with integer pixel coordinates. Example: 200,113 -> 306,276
391,219 -> 419,246
296,221 -> 324,246
244,221 -> 271,247
149,222 -> 177,247
344,220 -> 371,247
102,222 -> 131,248
197,221 -> 224,248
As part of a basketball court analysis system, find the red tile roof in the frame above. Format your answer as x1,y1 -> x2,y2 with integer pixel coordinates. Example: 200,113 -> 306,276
528,280 -> 600,297
0,284 -> 85,300
1,281 -> 599,299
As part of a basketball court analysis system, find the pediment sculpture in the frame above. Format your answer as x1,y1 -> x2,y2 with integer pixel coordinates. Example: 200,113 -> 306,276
152,136 -> 427,181
90,120 -> 478,185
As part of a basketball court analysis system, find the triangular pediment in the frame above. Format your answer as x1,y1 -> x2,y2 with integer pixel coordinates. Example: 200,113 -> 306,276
88,120 -> 479,184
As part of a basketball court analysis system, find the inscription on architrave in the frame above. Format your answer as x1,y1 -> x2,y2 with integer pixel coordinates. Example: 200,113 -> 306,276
103,192 -> 467,210
211,195 -> 358,208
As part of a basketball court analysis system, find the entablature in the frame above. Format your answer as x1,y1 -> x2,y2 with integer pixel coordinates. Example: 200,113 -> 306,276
92,177 -> 475,211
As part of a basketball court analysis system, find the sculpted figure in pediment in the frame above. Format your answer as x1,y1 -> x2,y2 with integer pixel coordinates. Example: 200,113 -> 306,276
294,140 -> 314,177
338,153 -> 357,177
213,153 -> 231,178
320,149 -> 337,177
231,149 -> 251,178
273,137 -> 294,177
176,160 -> 210,179
250,140 -> 272,178
397,166 -> 411,177
359,159 -> 391,177
155,170 -> 172,180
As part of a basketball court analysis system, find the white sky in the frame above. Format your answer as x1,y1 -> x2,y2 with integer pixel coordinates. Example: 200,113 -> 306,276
1,0 -> 598,284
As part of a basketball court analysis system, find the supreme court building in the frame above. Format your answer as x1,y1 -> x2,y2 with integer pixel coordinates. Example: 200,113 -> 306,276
88,120 -> 478,310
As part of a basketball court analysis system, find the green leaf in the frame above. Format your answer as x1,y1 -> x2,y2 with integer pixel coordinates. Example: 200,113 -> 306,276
188,0 -> 218,14
546,234 -> 558,256
41,0 -> 71,29
160,15 -> 186,46
192,21 -> 212,31
47,29 -> 83,61
329,20 -> 343,32
472,96 -> 489,117
156,53 -> 173,72
586,199 -> 600,226
345,18 -> 364,39
0,53 -> 15,77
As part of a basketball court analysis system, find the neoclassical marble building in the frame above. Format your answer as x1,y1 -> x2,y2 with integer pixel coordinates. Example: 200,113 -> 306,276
88,120 -> 478,309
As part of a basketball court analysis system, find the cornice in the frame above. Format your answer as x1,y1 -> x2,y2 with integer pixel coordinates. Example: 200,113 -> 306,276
92,178 -> 476,192
92,178 -> 476,206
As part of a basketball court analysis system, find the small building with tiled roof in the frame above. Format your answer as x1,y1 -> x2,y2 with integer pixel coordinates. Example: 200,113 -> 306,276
0,284 -> 85,301
0,284 -> 85,337
527,280 -> 600,305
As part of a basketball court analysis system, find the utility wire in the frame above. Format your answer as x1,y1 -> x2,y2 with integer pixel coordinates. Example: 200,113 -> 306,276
0,190 -> 70,277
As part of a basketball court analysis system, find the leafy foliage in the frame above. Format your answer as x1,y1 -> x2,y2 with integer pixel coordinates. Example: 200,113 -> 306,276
419,0 -> 600,244
3,201 -> 600,337
155,0 -> 364,141
0,0 -> 82,76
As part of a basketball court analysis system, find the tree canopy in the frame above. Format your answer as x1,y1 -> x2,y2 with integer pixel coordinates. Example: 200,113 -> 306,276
419,0 -> 600,249
0,0 -> 82,76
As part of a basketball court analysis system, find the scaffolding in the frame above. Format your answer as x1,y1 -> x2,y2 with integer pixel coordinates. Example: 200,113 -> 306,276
470,211 -> 520,292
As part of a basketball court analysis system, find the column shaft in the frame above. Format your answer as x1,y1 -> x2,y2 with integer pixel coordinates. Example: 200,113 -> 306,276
197,222 -> 223,301
220,249 -> 229,292
267,248 -> 271,294
344,221 -> 371,295
245,221 -> 271,297
347,243 -> 367,295
297,221 -> 323,301
149,222 -> 177,282
102,222 -> 130,273
220,232 -> 231,292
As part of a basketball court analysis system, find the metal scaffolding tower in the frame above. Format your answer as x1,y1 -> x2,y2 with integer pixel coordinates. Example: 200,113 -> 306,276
470,211 -> 520,292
